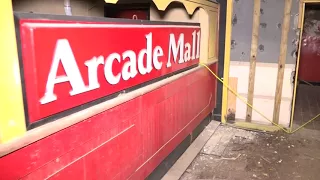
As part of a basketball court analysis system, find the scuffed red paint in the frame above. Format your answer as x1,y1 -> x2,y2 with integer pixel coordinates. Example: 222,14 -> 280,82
299,7 -> 320,83
0,63 -> 217,180
299,35 -> 320,82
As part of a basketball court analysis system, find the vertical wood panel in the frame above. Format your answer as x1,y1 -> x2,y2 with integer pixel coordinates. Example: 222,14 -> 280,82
0,0 -> 26,143
246,0 -> 261,122
208,11 -> 218,59
199,8 -> 209,63
221,0 -> 234,124
273,0 -> 293,124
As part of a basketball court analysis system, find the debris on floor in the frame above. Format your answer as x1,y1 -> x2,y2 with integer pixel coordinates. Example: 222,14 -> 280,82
180,125 -> 320,180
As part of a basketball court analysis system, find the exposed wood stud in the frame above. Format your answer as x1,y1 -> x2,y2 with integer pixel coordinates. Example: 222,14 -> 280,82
227,77 -> 238,121
221,0 -> 234,124
246,0 -> 261,122
290,2 -> 305,130
298,0 -> 303,28
273,0 -> 293,124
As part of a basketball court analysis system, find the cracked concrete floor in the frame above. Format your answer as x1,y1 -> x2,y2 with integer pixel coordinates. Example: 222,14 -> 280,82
180,125 -> 320,180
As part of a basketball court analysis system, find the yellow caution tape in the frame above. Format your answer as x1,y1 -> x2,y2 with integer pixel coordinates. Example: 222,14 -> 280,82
199,63 -> 320,134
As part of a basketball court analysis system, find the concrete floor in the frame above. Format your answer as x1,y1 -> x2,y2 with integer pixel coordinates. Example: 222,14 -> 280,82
293,84 -> 320,130
180,125 -> 320,180
171,84 -> 320,180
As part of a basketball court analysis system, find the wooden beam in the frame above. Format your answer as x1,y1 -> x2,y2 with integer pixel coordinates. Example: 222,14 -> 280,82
290,2 -> 305,131
246,0 -> 261,122
273,0 -> 293,124
221,0 -> 233,124
298,0 -> 303,28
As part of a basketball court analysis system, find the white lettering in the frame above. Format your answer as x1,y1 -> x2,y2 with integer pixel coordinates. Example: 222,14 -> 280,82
153,46 -> 163,70
122,50 -> 138,81
40,39 -> 90,104
138,33 -> 153,75
184,43 -> 191,62
84,55 -> 104,89
196,31 -> 201,59
41,29 -> 200,104
191,30 -> 196,60
104,53 -> 121,84
167,33 -> 184,67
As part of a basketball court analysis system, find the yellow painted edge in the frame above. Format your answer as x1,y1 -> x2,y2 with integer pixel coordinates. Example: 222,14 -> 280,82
104,0 -> 218,15
0,0 -> 26,143
230,122 -> 282,132
298,0 -> 303,28
221,0 -> 233,124
152,0 -> 219,13
104,0 -> 119,4
290,2 -> 305,131
301,0 -> 320,2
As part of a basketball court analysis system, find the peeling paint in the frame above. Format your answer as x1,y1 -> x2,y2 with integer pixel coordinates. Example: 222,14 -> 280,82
291,49 -> 297,58
232,14 -> 238,26
292,38 -> 298,46
260,23 -> 267,28
230,0 -> 298,64
231,40 -> 237,49
277,23 -> 282,29
258,44 -> 265,52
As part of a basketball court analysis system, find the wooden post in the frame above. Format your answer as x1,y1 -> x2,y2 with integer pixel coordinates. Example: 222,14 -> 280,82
221,0 -> 234,124
273,0 -> 292,124
246,0 -> 261,122
298,0 -> 303,28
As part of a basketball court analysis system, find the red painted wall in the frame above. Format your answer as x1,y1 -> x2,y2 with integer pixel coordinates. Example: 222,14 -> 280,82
0,63 -> 217,180
299,35 -> 320,83
299,7 -> 320,83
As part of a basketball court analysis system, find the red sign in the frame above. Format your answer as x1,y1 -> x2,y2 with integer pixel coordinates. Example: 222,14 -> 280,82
17,17 -> 200,123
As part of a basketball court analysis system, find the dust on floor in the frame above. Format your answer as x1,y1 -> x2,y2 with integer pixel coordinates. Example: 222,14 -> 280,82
180,125 -> 320,180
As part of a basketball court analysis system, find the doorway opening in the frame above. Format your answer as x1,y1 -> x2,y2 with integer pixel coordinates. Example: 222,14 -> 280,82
292,3 -> 320,130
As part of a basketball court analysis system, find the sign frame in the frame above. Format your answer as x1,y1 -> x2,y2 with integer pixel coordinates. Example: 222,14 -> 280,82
14,13 -> 201,129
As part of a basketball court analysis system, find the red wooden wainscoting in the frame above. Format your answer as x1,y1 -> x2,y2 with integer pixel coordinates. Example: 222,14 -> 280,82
0,63 -> 217,180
